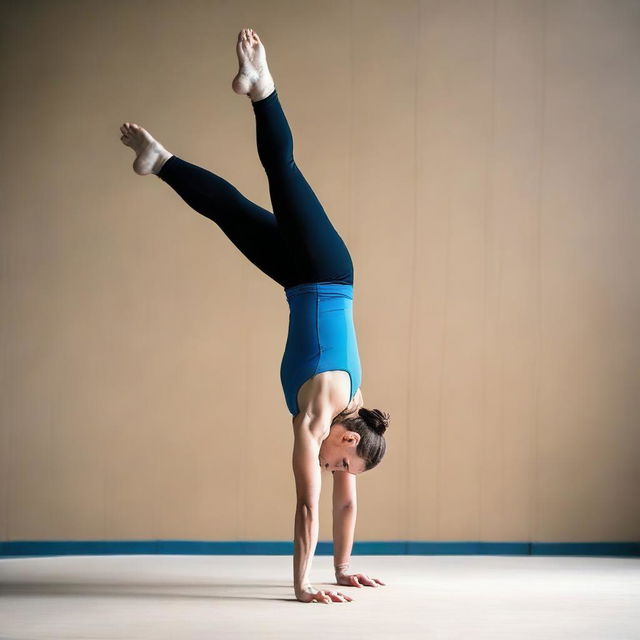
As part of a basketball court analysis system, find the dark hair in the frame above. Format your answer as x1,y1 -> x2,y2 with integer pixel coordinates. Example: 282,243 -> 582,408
330,406 -> 390,472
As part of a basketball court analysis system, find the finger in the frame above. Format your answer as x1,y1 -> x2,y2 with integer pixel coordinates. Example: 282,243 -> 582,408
373,578 -> 386,586
336,591 -> 353,602
351,576 -> 363,587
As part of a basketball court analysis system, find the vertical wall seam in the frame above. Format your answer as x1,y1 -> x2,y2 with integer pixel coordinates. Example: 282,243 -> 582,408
2,184 -> 11,541
348,0 -> 354,250
494,0 -> 502,541
242,272 -> 249,540
532,0 -> 548,544
493,0 -> 506,540
408,0 -> 422,541
481,0 -> 499,542
436,9 -> 454,543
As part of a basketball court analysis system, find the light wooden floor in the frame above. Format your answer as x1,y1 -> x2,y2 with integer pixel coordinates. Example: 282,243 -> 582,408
1,554 -> 638,639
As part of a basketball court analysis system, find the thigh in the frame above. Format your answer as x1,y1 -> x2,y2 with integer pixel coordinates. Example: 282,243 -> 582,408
157,155 -> 297,288
252,91 -> 353,285
267,162 -> 354,286
216,201 -> 296,288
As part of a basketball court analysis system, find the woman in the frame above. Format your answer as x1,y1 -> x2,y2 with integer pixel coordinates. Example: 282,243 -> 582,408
120,28 -> 390,604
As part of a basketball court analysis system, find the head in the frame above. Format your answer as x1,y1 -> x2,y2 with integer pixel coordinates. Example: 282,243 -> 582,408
318,407 -> 390,475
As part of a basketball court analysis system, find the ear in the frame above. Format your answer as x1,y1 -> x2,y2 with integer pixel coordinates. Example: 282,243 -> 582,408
344,432 -> 360,445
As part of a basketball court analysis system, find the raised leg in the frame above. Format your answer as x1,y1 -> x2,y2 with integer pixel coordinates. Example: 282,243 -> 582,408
155,155 -> 294,288
119,118 -> 295,286
251,89 -> 353,286
233,28 -> 353,287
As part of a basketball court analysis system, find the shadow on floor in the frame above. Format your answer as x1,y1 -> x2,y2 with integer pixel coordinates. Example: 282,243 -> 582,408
0,581 -> 303,602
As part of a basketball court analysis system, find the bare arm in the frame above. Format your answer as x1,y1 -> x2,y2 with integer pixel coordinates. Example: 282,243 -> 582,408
291,412 -> 332,599
292,422 -> 322,595
332,468 -> 387,590
332,469 -> 357,577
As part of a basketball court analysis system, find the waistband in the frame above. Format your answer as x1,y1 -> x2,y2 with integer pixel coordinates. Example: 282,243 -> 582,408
284,281 -> 353,302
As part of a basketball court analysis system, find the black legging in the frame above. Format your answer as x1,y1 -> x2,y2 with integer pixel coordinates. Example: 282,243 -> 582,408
156,88 -> 353,290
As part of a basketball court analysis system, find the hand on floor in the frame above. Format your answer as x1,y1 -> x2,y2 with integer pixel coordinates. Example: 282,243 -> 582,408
336,571 -> 386,588
296,584 -> 353,603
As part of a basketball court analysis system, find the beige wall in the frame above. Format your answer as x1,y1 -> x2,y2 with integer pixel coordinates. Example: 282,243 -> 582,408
1,0 -> 639,545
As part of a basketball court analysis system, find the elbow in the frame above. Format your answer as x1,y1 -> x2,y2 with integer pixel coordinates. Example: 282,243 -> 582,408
296,501 -> 318,514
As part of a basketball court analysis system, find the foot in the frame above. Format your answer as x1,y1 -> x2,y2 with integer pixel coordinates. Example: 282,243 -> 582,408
231,28 -> 275,102
119,123 -> 172,175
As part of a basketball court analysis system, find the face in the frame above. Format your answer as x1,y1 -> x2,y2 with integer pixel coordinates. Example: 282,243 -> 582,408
318,424 -> 367,475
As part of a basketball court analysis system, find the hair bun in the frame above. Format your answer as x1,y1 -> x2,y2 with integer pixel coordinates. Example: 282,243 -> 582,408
358,408 -> 390,436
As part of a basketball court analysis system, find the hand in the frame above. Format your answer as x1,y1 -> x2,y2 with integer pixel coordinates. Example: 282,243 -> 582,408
336,571 -> 386,588
296,584 -> 353,603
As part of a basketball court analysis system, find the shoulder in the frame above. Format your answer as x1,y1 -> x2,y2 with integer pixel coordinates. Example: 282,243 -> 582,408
294,373 -> 364,427
292,407 -> 333,443
294,375 -> 337,418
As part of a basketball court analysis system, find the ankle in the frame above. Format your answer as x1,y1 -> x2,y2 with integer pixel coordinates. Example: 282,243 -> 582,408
249,82 -> 275,103
152,149 -> 172,175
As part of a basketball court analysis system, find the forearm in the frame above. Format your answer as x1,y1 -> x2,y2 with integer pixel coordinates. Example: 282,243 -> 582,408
293,503 -> 319,594
332,504 -> 357,575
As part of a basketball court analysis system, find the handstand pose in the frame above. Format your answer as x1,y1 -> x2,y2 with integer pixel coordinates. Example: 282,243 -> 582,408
120,28 -> 390,603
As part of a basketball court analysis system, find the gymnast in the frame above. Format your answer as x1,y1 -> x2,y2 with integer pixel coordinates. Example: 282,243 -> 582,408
120,28 -> 390,603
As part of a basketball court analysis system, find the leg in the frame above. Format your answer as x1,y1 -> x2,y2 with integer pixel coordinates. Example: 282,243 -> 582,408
119,117 -> 295,286
233,28 -> 353,287
252,88 -> 353,287
155,155 -> 295,288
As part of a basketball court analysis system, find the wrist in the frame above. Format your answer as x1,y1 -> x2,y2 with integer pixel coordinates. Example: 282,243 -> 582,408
334,563 -> 349,575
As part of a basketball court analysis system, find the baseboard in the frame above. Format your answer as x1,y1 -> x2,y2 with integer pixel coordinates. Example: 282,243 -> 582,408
1,540 -> 638,558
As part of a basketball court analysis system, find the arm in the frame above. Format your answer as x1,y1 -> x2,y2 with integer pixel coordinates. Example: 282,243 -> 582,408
293,410 -> 350,601
332,469 -> 357,579
291,419 -> 324,597
332,470 -> 386,589
291,411 -> 356,603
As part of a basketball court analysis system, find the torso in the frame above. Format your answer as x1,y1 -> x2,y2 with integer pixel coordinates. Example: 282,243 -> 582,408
294,370 -> 363,422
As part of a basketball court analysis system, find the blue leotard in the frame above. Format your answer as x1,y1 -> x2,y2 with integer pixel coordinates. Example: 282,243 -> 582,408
280,281 -> 362,416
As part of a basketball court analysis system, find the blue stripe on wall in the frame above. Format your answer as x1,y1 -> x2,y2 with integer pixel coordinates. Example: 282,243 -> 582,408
1,540 -> 638,558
